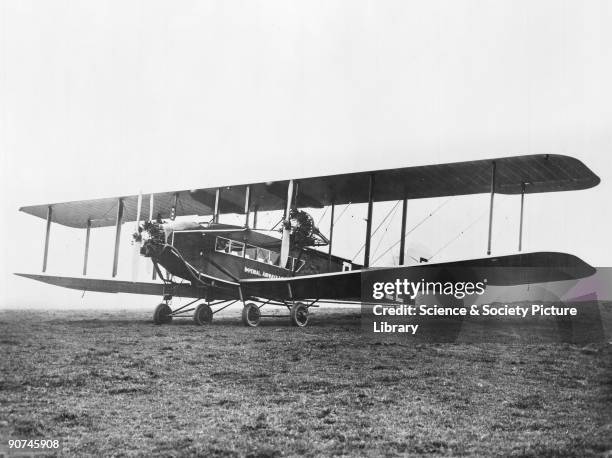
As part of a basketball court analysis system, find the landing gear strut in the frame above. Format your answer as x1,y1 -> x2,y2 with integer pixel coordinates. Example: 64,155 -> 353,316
151,293 -> 316,328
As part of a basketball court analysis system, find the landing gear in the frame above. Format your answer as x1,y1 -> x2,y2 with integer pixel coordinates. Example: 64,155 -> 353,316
242,302 -> 261,327
290,302 -> 309,327
153,303 -> 173,325
240,300 -> 313,327
193,303 -> 213,326
151,295 -> 315,328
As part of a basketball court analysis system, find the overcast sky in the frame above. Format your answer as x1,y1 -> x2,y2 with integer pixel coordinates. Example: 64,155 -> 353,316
1,0 -> 611,308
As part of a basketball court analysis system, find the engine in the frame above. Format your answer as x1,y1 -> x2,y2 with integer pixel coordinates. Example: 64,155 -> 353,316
283,209 -> 329,249
133,220 -> 166,258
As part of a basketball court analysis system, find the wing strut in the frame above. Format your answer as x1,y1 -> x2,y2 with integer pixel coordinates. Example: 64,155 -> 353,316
399,198 -> 408,265
244,185 -> 251,227
252,205 -> 258,229
132,193 -> 143,280
213,188 -> 220,223
112,198 -> 123,277
83,218 -> 91,275
327,202 -> 335,272
364,174 -> 375,267
42,205 -> 52,272
486,161 -> 496,255
518,182 -> 526,251
149,193 -> 156,280
148,193 -> 154,220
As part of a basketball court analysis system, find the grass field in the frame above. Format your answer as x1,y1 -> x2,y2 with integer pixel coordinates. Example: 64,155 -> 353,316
1,305 -> 611,457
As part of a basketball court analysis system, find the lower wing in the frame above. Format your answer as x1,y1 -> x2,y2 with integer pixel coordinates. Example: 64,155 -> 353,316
15,251 -> 595,303
240,251 -> 596,302
14,273 -> 205,298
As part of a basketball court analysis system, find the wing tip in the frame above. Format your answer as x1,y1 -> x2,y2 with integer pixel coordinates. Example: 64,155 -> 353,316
553,154 -> 601,190
14,272 -> 34,279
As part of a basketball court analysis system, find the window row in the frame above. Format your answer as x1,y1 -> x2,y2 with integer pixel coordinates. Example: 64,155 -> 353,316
215,237 -> 305,272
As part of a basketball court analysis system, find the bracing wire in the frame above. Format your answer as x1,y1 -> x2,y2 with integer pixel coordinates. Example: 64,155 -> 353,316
100,199 -> 118,221
332,202 -> 352,226
351,200 -> 401,262
270,216 -> 284,231
428,210 -> 488,261
316,206 -> 329,226
372,203 -> 400,260
370,197 -> 453,265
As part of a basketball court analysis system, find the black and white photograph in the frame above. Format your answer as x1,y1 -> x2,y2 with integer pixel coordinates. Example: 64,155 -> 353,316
1,1 -> 611,456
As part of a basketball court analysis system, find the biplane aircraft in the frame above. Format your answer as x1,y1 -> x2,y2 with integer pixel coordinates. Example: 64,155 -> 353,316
16,154 -> 600,327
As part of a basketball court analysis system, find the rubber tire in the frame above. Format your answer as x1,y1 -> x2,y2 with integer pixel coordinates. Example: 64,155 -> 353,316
153,303 -> 173,325
290,303 -> 309,327
193,303 -> 213,326
242,302 -> 261,327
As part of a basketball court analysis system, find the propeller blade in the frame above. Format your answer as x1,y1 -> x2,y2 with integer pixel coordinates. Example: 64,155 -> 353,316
279,180 -> 294,267
280,226 -> 291,268
135,192 -> 142,229
149,193 -> 155,221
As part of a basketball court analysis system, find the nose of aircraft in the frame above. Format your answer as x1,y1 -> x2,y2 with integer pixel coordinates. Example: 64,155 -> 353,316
135,221 -> 166,258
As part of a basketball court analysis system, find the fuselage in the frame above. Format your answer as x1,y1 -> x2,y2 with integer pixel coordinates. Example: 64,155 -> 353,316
159,222 -> 357,283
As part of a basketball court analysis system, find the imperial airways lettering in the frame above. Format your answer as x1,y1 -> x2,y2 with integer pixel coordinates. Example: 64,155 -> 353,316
372,279 -> 486,300
244,266 -> 281,279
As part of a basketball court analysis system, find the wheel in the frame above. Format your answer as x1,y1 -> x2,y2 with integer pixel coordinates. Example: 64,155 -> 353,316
153,303 -> 173,325
290,302 -> 309,327
193,303 -> 213,326
242,302 -> 261,327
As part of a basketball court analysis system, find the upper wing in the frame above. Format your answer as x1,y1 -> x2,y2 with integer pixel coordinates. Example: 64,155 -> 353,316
240,252 -> 597,302
20,154 -> 599,228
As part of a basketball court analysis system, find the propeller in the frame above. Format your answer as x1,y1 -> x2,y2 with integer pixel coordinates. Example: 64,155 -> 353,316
279,180 -> 294,268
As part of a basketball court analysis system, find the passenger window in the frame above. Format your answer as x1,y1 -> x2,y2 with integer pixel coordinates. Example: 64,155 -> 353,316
245,245 -> 257,259
230,240 -> 245,257
257,248 -> 270,264
215,238 -> 229,253
217,237 -> 307,271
